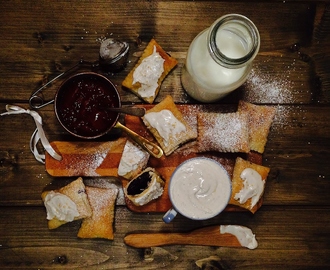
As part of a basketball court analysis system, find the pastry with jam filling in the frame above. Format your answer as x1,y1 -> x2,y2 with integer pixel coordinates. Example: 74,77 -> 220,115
124,167 -> 165,206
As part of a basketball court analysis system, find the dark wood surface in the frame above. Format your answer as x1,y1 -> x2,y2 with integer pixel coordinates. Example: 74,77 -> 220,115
1,1 -> 330,269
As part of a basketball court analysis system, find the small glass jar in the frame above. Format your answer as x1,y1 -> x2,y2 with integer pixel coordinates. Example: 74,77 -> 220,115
181,14 -> 260,102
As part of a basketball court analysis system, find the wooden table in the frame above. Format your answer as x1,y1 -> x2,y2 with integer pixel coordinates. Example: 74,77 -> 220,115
1,1 -> 330,269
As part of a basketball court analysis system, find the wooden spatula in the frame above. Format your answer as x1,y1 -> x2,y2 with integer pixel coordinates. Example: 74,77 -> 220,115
124,225 -> 254,248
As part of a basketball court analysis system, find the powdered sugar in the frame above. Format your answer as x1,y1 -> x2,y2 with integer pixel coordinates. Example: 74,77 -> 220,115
64,143 -> 112,176
244,68 -> 294,103
85,186 -> 118,215
243,54 -> 301,104
197,112 -> 250,153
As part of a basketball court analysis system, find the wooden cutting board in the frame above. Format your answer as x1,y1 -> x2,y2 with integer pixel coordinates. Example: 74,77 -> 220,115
45,138 -> 127,177
45,104 -> 263,213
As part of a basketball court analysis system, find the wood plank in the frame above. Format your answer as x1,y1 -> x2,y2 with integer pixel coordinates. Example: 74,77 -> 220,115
0,1 -> 328,105
0,206 -> 329,269
1,103 -> 330,207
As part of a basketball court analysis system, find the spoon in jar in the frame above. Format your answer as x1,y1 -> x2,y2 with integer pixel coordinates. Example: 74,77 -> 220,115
104,106 -> 146,117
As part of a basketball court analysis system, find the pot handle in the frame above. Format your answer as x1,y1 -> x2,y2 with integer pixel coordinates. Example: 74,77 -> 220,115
114,122 -> 163,159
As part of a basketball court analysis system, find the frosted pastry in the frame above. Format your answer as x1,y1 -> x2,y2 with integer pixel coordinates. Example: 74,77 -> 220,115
238,100 -> 276,153
118,139 -> 150,180
229,157 -> 270,213
122,39 -> 178,104
77,186 -> 118,240
197,111 -> 250,153
41,177 -> 92,230
142,95 -> 197,156
124,167 -> 165,206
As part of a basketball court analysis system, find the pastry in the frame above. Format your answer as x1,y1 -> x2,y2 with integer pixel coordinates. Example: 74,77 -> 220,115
117,139 -> 150,180
142,95 -> 197,156
41,177 -> 92,230
122,39 -> 178,103
197,111 -> 250,153
238,100 -> 277,153
77,186 -> 118,240
229,157 -> 270,213
124,167 -> 165,206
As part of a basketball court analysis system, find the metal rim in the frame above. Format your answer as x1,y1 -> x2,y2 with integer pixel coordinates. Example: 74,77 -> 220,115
54,72 -> 121,139
208,14 -> 260,69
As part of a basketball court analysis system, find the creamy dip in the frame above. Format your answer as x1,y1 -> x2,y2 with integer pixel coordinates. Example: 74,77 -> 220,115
133,45 -> 165,98
169,157 -> 231,220
44,191 -> 79,222
234,168 -> 264,209
220,225 -> 258,249
143,109 -> 186,146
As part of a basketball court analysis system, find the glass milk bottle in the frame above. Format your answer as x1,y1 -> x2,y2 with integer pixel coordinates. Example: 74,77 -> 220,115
181,14 -> 260,102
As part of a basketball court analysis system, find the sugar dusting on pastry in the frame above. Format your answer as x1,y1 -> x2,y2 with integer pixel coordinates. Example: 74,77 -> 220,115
197,111 -> 250,153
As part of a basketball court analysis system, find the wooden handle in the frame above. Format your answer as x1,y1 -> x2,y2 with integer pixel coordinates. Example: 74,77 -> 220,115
124,233 -> 187,248
124,226 -> 242,248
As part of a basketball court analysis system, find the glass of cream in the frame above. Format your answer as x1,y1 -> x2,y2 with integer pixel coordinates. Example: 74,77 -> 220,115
163,157 -> 232,223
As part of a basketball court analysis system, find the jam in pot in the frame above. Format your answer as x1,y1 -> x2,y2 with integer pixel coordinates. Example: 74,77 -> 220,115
55,73 -> 120,138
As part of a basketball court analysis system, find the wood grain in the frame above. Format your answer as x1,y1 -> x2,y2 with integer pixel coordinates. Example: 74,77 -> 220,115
124,225 -> 243,248
0,0 -> 330,269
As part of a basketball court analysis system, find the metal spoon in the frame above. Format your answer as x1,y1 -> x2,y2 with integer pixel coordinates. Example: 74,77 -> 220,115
105,106 -> 146,117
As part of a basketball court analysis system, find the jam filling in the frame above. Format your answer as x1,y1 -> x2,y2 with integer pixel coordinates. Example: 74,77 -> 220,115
56,74 -> 119,137
127,171 -> 152,195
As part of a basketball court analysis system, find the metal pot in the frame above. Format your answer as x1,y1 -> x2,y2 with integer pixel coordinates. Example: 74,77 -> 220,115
54,72 -> 163,158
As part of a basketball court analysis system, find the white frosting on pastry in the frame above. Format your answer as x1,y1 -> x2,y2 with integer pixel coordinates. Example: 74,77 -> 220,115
234,168 -> 264,209
44,191 -> 79,222
144,109 -> 186,146
118,140 -> 149,178
133,45 -> 165,98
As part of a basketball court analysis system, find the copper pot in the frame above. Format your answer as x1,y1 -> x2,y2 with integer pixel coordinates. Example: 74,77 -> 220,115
54,72 -> 163,158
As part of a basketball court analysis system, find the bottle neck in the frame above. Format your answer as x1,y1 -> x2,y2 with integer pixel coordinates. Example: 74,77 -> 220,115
208,14 -> 260,69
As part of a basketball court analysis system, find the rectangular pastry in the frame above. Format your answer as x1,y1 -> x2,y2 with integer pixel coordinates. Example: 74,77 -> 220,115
238,100 -> 277,153
142,95 -> 197,156
229,157 -> 270,213
122,39 -> 178,104
197,111 -> 250,153
41,177 -> 92,230
77,186 -> 118,240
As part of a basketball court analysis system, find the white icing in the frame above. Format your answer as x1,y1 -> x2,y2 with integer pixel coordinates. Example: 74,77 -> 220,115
44,191 -> 79,222
118,140 -> 149,178
170,158 -> 231,220
144,109 -> 186,146
234,168 -> 264,209
132,45 -> 165,98
220,225 -> 258,249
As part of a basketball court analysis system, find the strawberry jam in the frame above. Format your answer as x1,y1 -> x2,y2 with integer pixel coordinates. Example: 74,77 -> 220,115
55,73 -> 120,138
